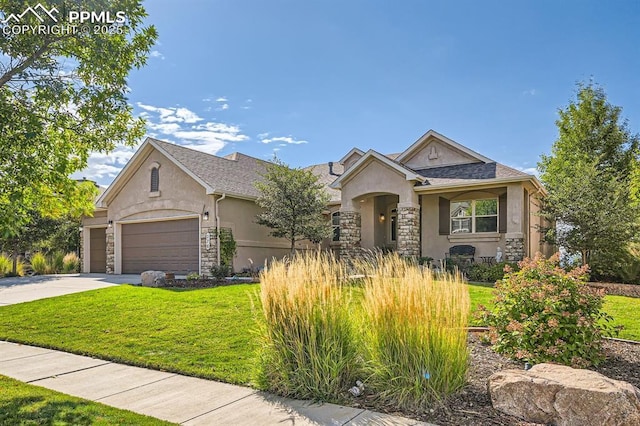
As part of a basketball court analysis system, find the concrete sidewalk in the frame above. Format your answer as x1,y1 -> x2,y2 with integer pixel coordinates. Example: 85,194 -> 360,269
0,273 -> 139,305
0,341 -> 432,425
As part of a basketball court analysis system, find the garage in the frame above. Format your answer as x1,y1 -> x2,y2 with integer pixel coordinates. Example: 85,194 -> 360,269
89,228 -> 107,273
121,218 -> 199,274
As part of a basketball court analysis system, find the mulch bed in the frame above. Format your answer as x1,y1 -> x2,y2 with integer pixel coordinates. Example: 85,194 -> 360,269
351,332 -> 640,426
164,278 -> 259,288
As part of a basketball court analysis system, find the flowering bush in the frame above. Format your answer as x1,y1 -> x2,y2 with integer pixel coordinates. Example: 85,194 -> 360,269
479,253 -> 618,367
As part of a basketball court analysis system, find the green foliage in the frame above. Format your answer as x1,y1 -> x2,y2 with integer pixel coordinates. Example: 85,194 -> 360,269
480,253 -> 618,368
218,227 -> 237,269
358,254 -> 469,410
0,253 -> 11,276
467,262 -> 518,283
62,252 -> 80,274
0,0 -> 157,237
186,272 -> 200,281
538,81 -> 640,273
209,264 -> 230,281
255,159 -> 332,253
50,251 -> 64,274
30,252 -> 47,275
257,252 -> 360,401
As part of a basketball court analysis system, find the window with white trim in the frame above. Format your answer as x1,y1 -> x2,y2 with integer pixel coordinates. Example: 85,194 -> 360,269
331,212 -> 340,241
450,199 -> 498,233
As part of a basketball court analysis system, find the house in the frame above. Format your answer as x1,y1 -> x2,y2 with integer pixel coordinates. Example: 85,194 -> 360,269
81,130 -> 552,274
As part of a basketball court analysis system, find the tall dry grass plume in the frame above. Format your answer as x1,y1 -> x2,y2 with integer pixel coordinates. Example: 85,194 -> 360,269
257,251 -> 360,401
356,253 -> 470,409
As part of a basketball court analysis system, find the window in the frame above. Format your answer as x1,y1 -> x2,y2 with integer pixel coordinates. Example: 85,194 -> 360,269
331,212 -> 340,241
150,167 -> 159,192
450,199 -> 498,233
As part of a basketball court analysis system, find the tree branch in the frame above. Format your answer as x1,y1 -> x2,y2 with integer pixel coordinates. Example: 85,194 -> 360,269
0,38 -> 56,88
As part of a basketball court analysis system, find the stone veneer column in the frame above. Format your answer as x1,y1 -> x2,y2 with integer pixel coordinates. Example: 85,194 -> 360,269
78,228 -> 84,272
396,206 -> 420,257
200,226 -> 218,276
105,229 -> 114,274
504,237 -> 525,262
340,211 -> 361,263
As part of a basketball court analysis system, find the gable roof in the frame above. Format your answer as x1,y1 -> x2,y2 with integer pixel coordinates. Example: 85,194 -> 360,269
329,149 -> 426,189
395,129 -> 493,164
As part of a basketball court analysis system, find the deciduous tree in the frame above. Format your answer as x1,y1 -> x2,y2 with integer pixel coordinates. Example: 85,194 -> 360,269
538,82 -> 640,279
255,160 -> 331,254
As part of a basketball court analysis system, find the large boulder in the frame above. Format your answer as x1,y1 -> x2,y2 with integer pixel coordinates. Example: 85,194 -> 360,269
489,363 -> 640,426
140,270 -> 166,287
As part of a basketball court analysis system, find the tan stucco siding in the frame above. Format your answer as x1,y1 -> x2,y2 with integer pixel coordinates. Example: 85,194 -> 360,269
340,159 -> 416,210
403,139 -> 480,169
83,209 -> 108,226
217,197 -> 315,271
421,193 -> 506,261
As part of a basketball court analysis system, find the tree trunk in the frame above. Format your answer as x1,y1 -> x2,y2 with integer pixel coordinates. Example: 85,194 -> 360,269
290,238 -> 295,256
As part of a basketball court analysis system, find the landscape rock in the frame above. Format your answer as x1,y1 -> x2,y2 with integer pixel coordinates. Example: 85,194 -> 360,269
140,270 -> 166,287
488,363 -> 640,426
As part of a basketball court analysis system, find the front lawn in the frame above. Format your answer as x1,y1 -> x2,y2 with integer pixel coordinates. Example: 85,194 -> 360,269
0,283 -> 637,388
0,374 -> 173,425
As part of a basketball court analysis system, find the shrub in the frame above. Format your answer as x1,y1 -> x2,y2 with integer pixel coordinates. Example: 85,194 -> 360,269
209,264 -> 230,281
30,252 -> 48,275
0,253 -> 12,276
186,272 -> 200,281
358,254 -> 469,410
62,252 -> 80,273
467,261 -> 518,283
257,251 -> 360,402
47,251 -> 65,274
479,252 -> 618,368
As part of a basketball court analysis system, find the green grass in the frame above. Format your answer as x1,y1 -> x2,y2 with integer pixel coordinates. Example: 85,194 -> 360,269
0,282 -> 637,390
0,374 -> 174,425
0,284 -> 260,385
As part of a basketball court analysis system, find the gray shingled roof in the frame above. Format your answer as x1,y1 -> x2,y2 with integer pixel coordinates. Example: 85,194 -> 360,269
304,162 -> 343,203
152,139 -> 269,198
413,162 -> 529,186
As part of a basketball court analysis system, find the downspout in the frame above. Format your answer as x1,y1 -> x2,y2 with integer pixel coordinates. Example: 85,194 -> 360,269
215,193 -> 226,266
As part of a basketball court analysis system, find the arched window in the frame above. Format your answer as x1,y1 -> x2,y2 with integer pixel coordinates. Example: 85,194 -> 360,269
150,167 -> 159,192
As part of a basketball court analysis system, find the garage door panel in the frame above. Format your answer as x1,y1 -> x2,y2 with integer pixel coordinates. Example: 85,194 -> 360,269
121,219 -> 199,274
89,228 -> 107,273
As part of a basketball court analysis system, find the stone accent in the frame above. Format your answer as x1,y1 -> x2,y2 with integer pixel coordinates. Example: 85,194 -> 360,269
339,211 -> 361,263
489,363 -> 640,426
106,229 -> 114,274
396,206 -> 420,257
141,270 -> 166,287
78,229 -> 84,273
200,226 -> 218,276
505,237 -> 524,261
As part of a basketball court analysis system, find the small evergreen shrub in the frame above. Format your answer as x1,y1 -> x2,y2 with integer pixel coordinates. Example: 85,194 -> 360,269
49,251 -> 65,274
467,262 -> 518,283
62,252 -> 80,273
479,253 -> 618,367
210,265 -> 230,281
30,253 -> 48,275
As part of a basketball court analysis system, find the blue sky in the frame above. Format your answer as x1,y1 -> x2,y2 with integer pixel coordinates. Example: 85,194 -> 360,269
78,0 -> 640,186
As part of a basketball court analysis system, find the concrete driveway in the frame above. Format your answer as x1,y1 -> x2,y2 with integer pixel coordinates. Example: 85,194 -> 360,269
0,274 -> 140,306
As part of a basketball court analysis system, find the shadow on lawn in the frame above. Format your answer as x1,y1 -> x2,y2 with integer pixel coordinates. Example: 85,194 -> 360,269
0,396 -> 96,425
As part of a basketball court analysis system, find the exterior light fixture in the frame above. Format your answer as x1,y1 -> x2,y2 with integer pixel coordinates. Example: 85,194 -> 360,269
108,220 -> 113,228
379,213 -> 385,222
203,211 -> 209,221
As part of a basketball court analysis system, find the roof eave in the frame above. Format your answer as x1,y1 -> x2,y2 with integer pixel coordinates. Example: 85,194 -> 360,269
414,175 -> 544,193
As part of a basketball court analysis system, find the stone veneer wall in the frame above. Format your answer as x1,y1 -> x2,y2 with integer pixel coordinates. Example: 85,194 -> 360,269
78,229 -> 84,272
106,230 -> 114,274
340,211 -> 361,263
200,226 -> 218,276
396,206 -> 420,257
505,237 -> 525,261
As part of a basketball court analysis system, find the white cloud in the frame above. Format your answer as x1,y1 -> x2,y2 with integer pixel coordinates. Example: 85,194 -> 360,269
136,103 -> 202,124
260,135 -> 308,145
216,103 -> 229,111
149,50 -> 165,60
522,89 -> 537,96
216,97 -> 228,102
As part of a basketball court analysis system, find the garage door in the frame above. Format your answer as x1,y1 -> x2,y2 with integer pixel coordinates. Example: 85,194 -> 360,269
121,219 -> 199,274
89,228 -> 107,273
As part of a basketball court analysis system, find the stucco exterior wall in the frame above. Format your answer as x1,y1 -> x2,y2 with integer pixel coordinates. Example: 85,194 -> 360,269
217,197 -> 312,271
420,191 -> 506,261
403,139 -> 480,169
